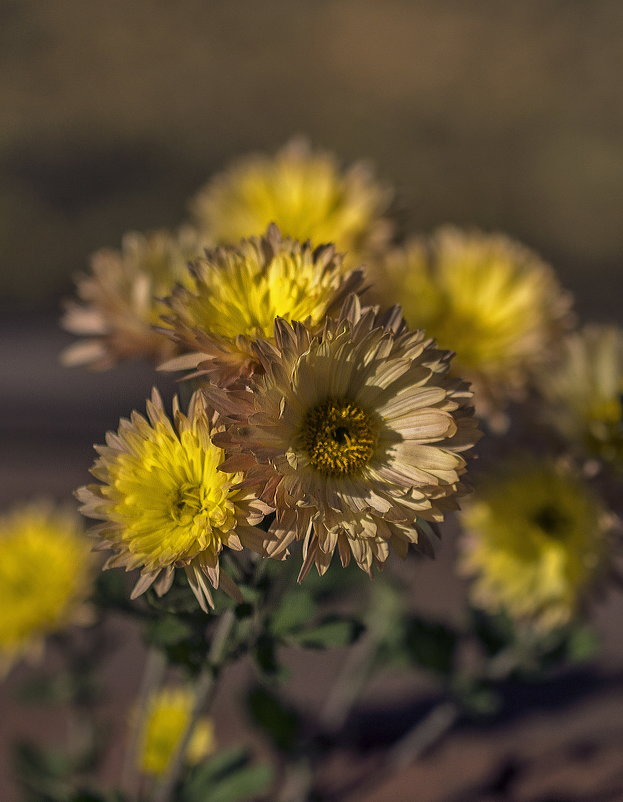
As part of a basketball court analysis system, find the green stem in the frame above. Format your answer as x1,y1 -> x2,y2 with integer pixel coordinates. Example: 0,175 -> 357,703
120,646 -> 167,799
152,608 -> 237,802
318,627 -> 382,735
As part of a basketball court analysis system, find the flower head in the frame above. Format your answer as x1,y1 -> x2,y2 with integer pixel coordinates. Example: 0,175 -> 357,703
539,325 -> 623,469
138,686 -> 215,776
205,296 -> 480,579
62,227 -> 200,369
376,228 -> 572,422
76,389 -> 268,610
191,139 -> 392,261
160,224 -> 364,385
459,460 -> 613,630
0,502 -> 94,674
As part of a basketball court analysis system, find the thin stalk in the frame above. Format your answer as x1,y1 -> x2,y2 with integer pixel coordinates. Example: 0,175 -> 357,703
152,608 -> 237,802
330,700 -> 460,802
120,646 -> 167,798
318,627 -> 382,735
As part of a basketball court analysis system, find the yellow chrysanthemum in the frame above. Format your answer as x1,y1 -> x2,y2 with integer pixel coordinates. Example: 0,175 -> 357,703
62,226 -> 200,369
459,460 -> 612,631
540,325 -> 623,468
376,228 -> 572,422
76,389 -> 269,610
138,686 -> 216,776
205,295 -> 481,579
160,225 -> 364,385
191,139 -> 392,263
0,502 -> 94,674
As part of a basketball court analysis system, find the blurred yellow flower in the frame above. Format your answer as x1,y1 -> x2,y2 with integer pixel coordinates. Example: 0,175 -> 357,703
138,686 -> 215,776
376,228 -> 572,423
191,139 -> 392,262
0,502 -> 94,674
540,325 -> 623,468
459,460 -> 612,631
62,226 -> 200,369
76,389 -> 268,611
160,224 -> 363,385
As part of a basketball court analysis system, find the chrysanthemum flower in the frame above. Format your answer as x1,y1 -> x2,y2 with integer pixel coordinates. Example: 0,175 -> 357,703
160,224 -> 364,385
76,389 -> 268,610
539,325 -> 623,468
0,502 -> 94,674
205,295 -> 480,579
137,686 -> 215,776
62,226 -> 200,369
375,227 -> 572,422
191,139 -> 392,261
459,460 -> 613,630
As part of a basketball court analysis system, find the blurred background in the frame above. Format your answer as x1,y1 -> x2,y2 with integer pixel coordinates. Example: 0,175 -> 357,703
1,2 -> 623,800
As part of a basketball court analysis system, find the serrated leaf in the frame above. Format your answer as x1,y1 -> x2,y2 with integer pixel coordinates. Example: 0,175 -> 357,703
247,687 -> 301,752
290,616 -> 364,649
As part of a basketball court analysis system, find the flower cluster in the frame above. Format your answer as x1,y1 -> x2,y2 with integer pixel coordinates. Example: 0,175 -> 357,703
62,140 -> 621,635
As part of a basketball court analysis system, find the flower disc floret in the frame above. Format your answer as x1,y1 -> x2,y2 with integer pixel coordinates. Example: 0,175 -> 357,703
539,325 -> 623,468
62,227 -> 200,369
160,224 -> 364,385
76,389 -> 268,610
191,138 -> 392,260
205,295 -> 481,579
459,460 -> 613,630
300,398 -> 379,476
376,227 -> 572,421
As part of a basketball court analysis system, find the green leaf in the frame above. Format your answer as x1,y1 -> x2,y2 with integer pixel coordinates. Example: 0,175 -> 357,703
188,747 -> 249,785
145,614 -> 194,648
270,588 -> 316,636
565,626 -> 599,663
470,607 -> 515,657
19,673 -> 74,705
404,616 -> 458,676
247,686 -> 301,752
199,765 -> 274,802
289,616 -> 365,649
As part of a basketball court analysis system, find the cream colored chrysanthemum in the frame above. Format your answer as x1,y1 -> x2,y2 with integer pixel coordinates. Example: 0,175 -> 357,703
160,225 -> 364,385
539,325 -> 623,468
0,502 -> 94,674
137,686 -> 215,776
459,460 -> 613,631
76,389 -> 269,610
191,139 -> 392,263
375,228 -> 572,422
62,226 -> 201,369
205,295 -> 481,579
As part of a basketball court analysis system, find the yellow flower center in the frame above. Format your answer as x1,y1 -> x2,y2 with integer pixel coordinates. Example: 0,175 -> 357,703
530,503 -> 570,540
300,398 -> 379,475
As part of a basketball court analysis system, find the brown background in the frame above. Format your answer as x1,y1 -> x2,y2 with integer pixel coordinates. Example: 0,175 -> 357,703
1,2 -> 623,800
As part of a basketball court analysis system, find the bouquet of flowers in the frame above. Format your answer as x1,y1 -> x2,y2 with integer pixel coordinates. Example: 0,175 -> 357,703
3,140 -> 621,802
